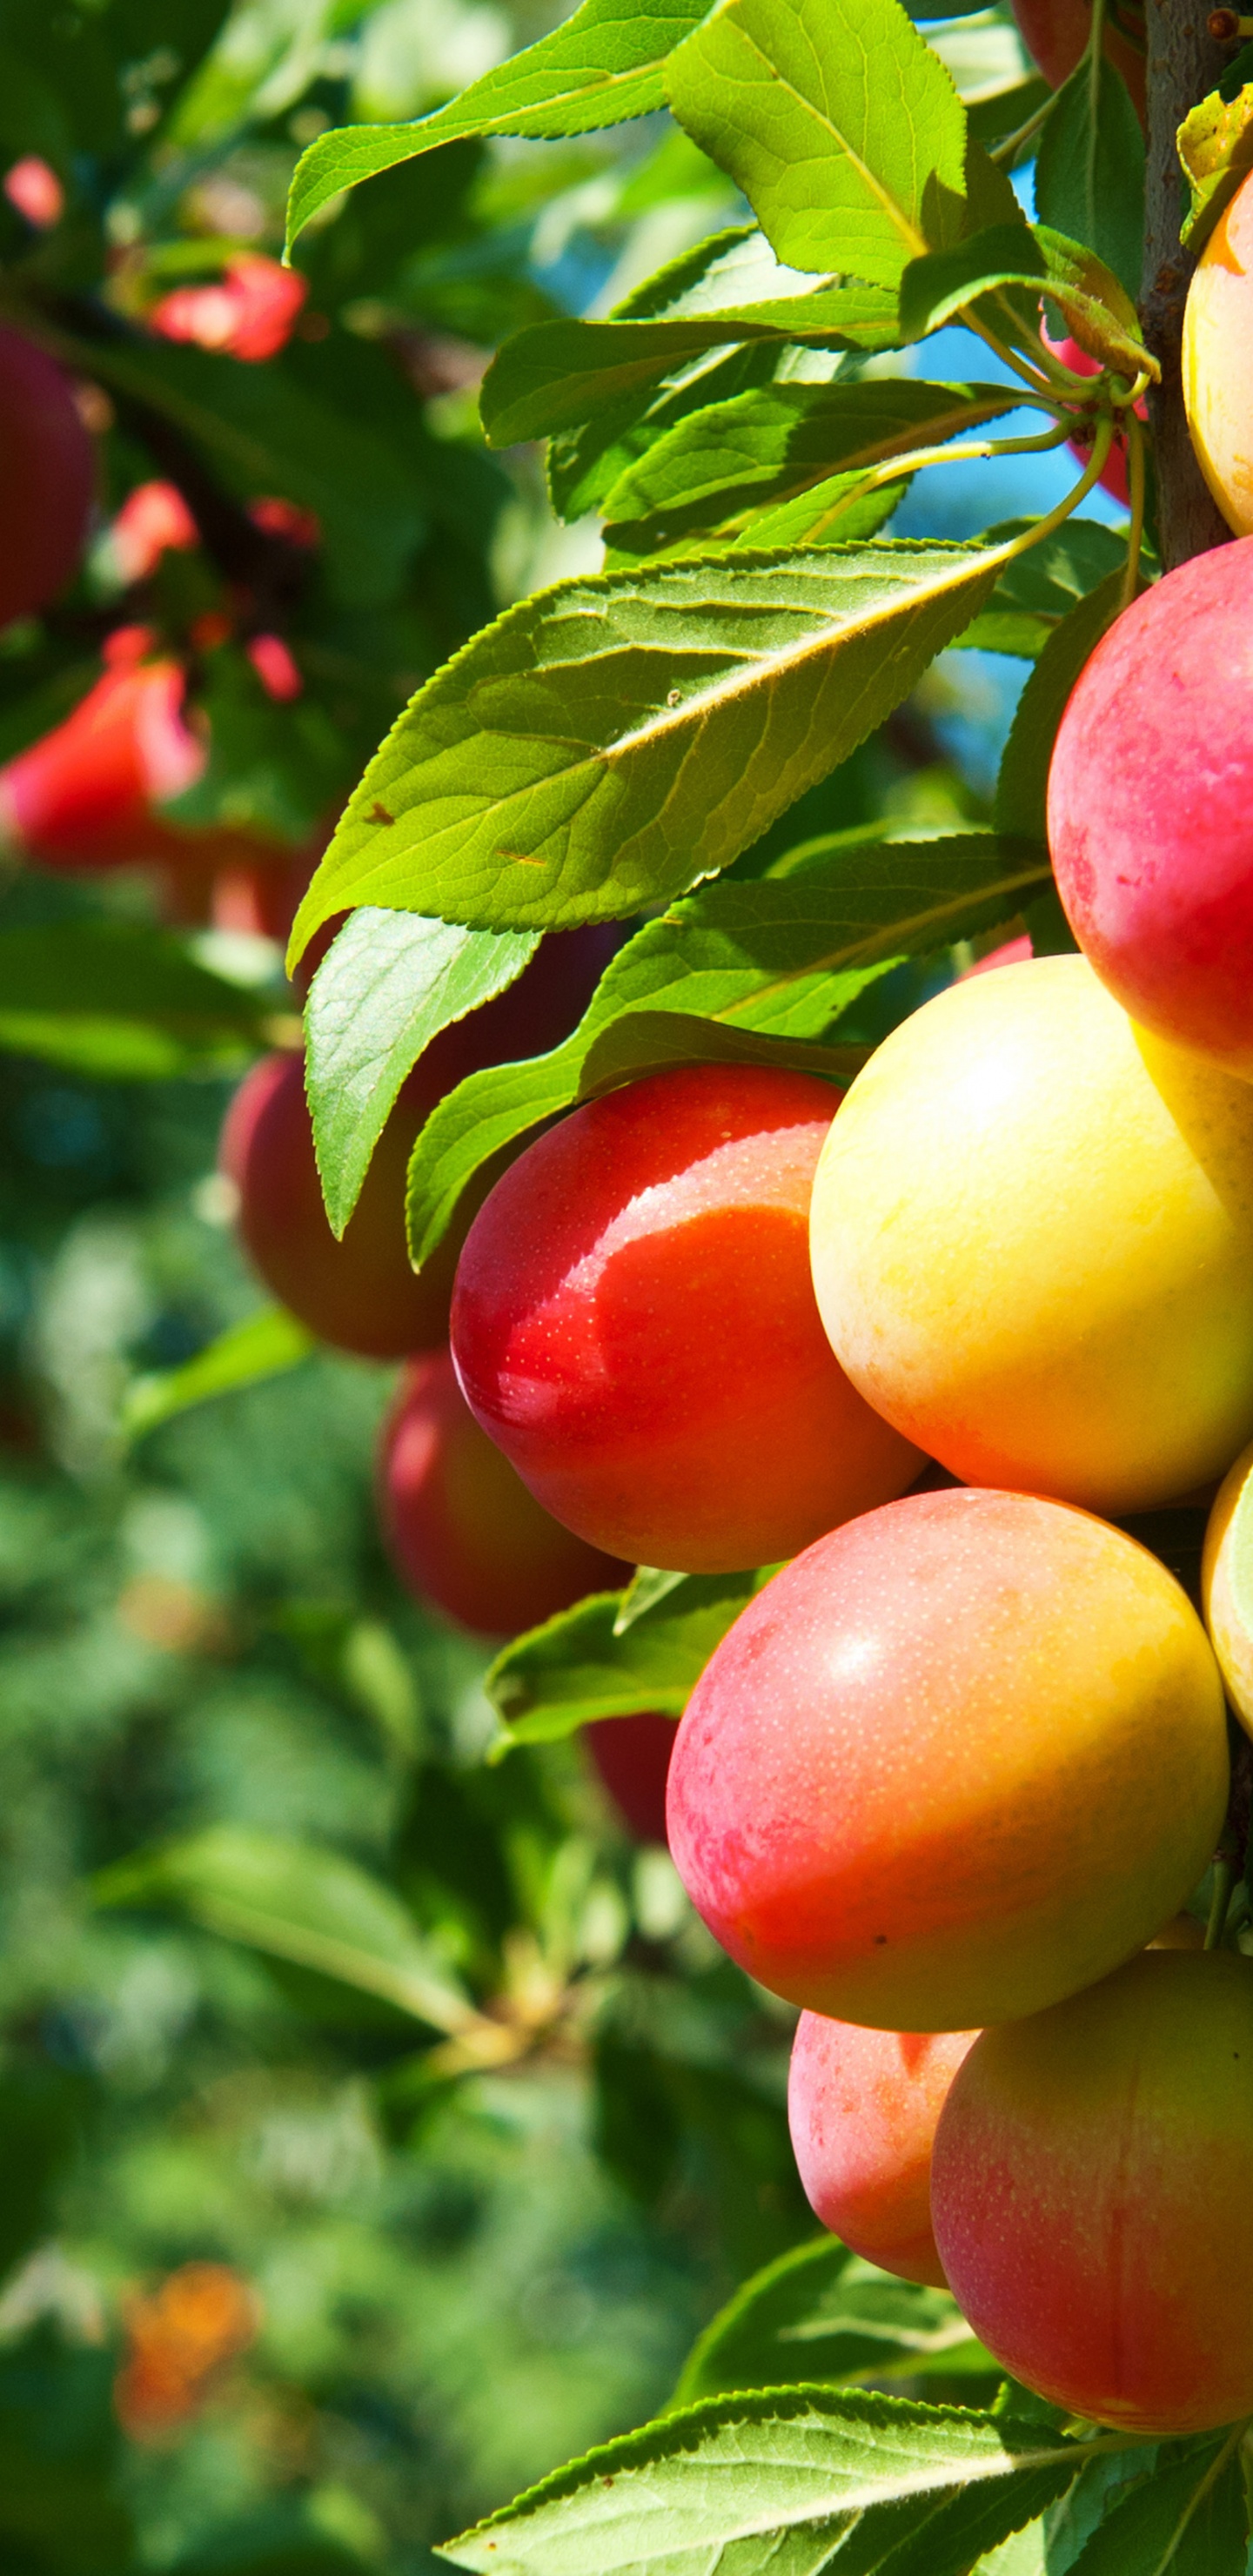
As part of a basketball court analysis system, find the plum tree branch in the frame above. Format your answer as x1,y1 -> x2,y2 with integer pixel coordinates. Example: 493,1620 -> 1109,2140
1140,0 -> 1232,564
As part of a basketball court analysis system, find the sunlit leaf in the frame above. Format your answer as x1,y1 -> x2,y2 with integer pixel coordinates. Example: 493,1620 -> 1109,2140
305,909 -> 538,1236
486,1572 -> 764,1744
438,2385 -> 1099,2576
480,286 -> 901,449
1035,57 -> 1145,304
665,0 -> 969,286
285,0 -> 715,252
288,541 -> 1008,955
599,378 -> 1021,558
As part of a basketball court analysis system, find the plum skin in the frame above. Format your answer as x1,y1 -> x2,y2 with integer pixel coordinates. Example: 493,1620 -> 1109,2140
451,1063 -> 923,1576
1048,540 -> 1253,1078
379,1347 -> 626,1636
810,954 -> 1253,1513
932,1952 -> 1253,2436
788,2016 -> 977,2286
666,1486 -> 1228,2032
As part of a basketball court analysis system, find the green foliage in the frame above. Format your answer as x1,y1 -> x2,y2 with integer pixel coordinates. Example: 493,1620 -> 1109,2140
288,541 -> 1005,949
486,1573 -> 764,1743
305,912 -> 539,1236
438,2386 -> 1095,2575
0,925 -> 271,1079
286,0 -> 714,252
673,2237 -> 998,2404
995,568 -> 1128,842
1035,57 -> 1146,303
123,1305 -> 316,1442
664,0 -> 970,288
95,1823 -> 478,2033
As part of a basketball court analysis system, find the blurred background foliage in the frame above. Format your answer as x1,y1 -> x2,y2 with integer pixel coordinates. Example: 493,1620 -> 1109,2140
0,0 -> 1125,2566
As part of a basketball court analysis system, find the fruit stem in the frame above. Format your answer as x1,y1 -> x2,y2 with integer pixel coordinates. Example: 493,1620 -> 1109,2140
993,416 -> 1118,564
1205,1855 -> 1236,1949
1120,410 -> 1148,607
791,415 -> 1075,540
988,92 -> 1059,164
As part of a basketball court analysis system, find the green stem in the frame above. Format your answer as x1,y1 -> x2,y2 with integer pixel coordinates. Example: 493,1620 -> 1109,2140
992,415 -> 1118,567
989,90 -> 1060,165
801,415 -> 1075,541
1205,1857 -> 1236,1950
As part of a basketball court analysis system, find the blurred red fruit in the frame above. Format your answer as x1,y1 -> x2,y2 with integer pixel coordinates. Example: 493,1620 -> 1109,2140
248,495 -> 320,547
3,156 -> 64,228
586,1714 -> 675,1844
246,632 -> 302,700
104,480 -> 198,583
1010,0 -> 1145,117
0,324 -> 96,630
0,645 -> 204,866
150,256 -> 307,363
380,1348 -> 626,1633
220,929 -> 618,1359
959,934 -> 1032,979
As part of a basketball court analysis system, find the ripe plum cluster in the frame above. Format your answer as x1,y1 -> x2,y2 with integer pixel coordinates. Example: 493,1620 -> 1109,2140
209,179 -> 1253,2428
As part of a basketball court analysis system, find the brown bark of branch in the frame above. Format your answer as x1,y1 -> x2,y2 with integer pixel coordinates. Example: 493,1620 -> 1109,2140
1140,0 -> 1233,565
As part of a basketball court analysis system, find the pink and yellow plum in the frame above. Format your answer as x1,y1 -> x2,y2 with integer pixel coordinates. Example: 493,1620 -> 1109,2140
666,1486 -> 1228,2030
1048,543 -> 1253,1077
809,956 -> 1253,1512
788,2016 -> 977,2285
932,1951 -> 1253,2434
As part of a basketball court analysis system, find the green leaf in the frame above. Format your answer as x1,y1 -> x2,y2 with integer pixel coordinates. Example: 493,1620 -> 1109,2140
665,0 -> 969,287
404,829 -> 1049,1269
1061,2434 -> 1247,2573
486,1572 -> 762,1743
93,1827 -> 475,2036
967,72 -> 1051,151
673,2237 -> 999,2406
437,2386 -> 1097,2576
1035,56 -> 1145,304
898,221 -> 1046,343
285,0 -> 715,253
305,910 -> 539,1237
288,540 -> 1008,954
994,565 -> 1127,842
955,516 -> 1130,655
0,922 -> 271,1080
899,222 -> 1148,375
1178,77 -> 1253,256
122,1306 -> 317,1446
480,285 -> 901,449
600,378 -> 1022,557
